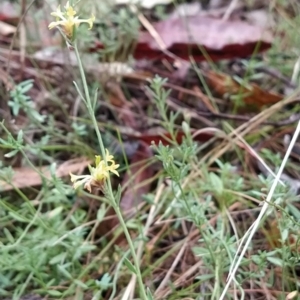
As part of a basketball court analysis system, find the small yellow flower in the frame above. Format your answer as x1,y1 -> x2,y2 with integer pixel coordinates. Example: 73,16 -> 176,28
70,149 -> 119,193
48,1 -> 95,39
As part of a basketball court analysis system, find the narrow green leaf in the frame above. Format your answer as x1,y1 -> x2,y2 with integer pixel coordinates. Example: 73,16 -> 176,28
47,290 -> 62,296
8,211 -> 28,223
92,88 -> 99,110
4,149 -> 19,158
49,252 -> 67,265
73,81 -> 86,103
124,258 -> 137,274
74,279 -> 88,289
17,130 -> 23,143
209,172 -> 223,195
57,265 -> 73,279
196,274 -> 215,281
3,228 -> 15,243
146,288 -> 154,300
19,80 -> 33,93
115,184 -> 122,206
97,203 -> 106,222
267,256 -> 283,267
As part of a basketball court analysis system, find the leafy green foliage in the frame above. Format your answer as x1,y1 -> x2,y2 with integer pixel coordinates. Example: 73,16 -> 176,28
9,80 -> 45,123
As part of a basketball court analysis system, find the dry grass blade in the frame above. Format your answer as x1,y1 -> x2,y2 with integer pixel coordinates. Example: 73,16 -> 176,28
154,238 -> 188,296
155,260 -> 203,299
203,91 -> 300,165
220,120 -> 300,300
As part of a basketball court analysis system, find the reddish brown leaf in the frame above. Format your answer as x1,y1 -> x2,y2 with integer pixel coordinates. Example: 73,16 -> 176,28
205,70 -> 282,108
0,2 -> 19,24
93,16 -> 272,61
137,16 -> 272,61
0,0 -> 19,21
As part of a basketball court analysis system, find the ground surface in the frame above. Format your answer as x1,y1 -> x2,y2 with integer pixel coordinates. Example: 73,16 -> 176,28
1,0 -> 300,299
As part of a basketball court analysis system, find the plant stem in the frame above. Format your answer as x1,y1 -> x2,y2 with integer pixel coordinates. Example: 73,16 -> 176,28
113,204 -> 148,300
73,44 -> 106,158
73,43 -> 147,300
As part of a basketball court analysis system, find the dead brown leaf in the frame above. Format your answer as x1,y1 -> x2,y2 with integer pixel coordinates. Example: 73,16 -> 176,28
205,70 -> 282,108
120,142 -> 154,212
0,157 -> 91,191
106,81 -> 137,128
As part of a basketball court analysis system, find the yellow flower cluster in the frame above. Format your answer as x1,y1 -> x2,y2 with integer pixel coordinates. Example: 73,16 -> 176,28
70,149 -> 119,193
48,1 -> 95,40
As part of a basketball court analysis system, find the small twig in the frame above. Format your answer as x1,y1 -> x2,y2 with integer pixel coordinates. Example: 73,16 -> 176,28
154,239 -> 188,296
129,4 -> 184,65
166,98 -> 216,127
222,0 -> 240,20
292,56 -> 300,84
204,91 -> 299,165
156,260 -> 203,299
19,0 -> 27,80
6,0 -> 35,82
130,4 -> 166,50
225,122 -> 285,186
256,66 -> 297,89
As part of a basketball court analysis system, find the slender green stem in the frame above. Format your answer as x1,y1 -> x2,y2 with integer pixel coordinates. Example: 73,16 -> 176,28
73,44 -> 106,157
113,204 -> 148,300
73,43 -> 147,300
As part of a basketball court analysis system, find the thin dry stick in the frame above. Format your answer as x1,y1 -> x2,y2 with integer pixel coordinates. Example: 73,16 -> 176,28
166,99 -> 216,127
156,260 -> 203,299
131,5 -> 166,50
292,56 -> 300,84
219,119 -> 300,300
193,125 -> 284,183
130,4 -> 183,63
203,92 -> 299,165
222,0 -> 239,20
154,239 -> 188,296
227,124 -> 285,186
19,23 -> 26,77
6,0 -> 35,80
